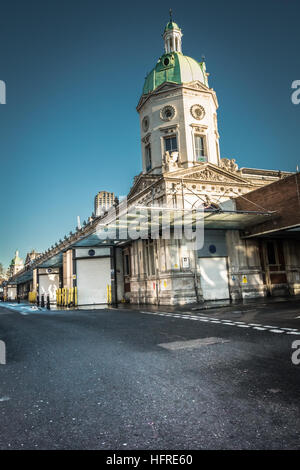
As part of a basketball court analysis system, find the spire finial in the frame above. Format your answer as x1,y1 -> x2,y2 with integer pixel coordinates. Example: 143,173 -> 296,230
169,8 -> 172,22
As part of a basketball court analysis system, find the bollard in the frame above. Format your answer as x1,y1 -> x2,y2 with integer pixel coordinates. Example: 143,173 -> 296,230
41,294 -> 45,308
17,296 -> 20,304
46,295 -> 50,310
36,295 -> 39,306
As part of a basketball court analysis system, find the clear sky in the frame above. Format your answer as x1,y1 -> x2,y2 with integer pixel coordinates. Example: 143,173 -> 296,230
0,0 -> 299,268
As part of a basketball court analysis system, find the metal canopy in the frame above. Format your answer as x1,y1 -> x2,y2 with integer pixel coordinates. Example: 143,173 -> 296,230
92,207 -> 275,237
10,207 -> 274,285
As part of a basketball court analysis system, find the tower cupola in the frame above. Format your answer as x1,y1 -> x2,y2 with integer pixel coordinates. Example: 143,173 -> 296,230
163,10 -> 182,53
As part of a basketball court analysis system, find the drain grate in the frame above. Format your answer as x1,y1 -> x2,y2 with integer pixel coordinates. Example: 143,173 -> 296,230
158,337 -> 229,351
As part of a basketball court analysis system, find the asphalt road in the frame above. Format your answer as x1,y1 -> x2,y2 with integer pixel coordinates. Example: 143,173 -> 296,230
0,302 -> 300,450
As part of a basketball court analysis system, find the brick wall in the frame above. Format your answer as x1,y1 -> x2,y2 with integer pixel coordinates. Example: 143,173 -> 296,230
235,173 -> 300,236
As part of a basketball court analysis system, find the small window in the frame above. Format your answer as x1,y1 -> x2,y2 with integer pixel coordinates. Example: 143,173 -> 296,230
194,134 -> 207,162
124,254 -> 130,276
145,144 -> 152,171
164,135 -> 178,152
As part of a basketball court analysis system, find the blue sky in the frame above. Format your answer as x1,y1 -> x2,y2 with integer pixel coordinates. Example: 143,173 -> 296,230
0,0 -> 299,268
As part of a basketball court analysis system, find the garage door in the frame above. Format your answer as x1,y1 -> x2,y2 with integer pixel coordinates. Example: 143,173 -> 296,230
39,274 -> 60,303
7,287 -> 17,300
198,257 -> 229,300
76,257 -> 111,306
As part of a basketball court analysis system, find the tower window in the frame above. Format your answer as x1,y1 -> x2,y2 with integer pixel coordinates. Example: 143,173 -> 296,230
194,134 -> 207,162
145,144 -> 152,171
164,135 -> 178,152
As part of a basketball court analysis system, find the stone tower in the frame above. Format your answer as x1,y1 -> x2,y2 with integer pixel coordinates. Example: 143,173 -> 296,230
137,18 -> 221,175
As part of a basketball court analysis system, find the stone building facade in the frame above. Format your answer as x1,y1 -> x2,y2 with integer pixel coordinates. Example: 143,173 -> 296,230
121,19 -> 294,305
8,17 -> 299,308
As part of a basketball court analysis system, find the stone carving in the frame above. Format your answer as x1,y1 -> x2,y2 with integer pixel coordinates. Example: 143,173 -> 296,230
190,104 -> 205,120
163,151 -> 180,172
142,116 -> 149,132
220,158 -> 239,173
183,167 -> 241,183
160,105 -> 176,121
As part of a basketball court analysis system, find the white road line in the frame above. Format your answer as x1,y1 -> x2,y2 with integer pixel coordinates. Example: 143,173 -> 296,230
139,310 -> 298,336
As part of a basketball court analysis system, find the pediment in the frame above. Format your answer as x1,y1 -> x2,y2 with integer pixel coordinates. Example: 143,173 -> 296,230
163,163 -> 250,184
127,173 -> 159,200
154,82 -> 180,93
184,81 -> 210,92
137,81 -> 181,110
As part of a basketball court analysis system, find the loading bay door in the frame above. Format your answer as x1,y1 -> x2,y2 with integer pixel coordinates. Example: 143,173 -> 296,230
38,269 -> 60,303
198,257 -> 230,300
76,257 -> 111,306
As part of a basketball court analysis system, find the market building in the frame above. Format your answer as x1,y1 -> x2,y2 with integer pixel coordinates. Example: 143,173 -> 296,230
6,18 -> 299,307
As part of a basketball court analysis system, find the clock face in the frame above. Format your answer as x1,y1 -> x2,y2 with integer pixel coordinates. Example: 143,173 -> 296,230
160,105 -> 176,121
190,104 -> 205,120
142,116 -> 149,132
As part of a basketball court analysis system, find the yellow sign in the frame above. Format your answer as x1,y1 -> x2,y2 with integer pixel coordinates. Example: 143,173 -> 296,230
242,275 -> 248,284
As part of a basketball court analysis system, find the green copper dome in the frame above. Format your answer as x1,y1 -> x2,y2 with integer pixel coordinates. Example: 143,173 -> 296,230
164,21 -> 180,31
143,52 -> 208,95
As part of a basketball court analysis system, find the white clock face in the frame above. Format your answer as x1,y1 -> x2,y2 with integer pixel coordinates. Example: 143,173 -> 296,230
190,104 -> 205,120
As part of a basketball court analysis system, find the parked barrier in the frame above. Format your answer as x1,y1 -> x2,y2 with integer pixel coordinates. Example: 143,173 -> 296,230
28,291 -> 37,303
56,287 -> 78,307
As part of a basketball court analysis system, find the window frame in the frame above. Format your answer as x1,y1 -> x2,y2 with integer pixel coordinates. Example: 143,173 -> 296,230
164,135 -> 178,153
194,133 -> 207,162
145,143 -> 152,171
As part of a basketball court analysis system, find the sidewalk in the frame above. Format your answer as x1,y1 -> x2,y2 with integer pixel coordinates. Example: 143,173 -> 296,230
115,295 -> 300,313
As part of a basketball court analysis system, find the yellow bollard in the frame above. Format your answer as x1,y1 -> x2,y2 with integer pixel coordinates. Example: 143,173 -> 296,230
107,284 -> 112,304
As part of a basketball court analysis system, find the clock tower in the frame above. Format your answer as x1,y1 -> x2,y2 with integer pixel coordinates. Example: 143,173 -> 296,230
137,18 -> 221,175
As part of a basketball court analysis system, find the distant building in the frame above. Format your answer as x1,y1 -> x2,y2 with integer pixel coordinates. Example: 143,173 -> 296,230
24,250 -> 41,267
7,250 -> 24,278
94,191 -> 115,216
